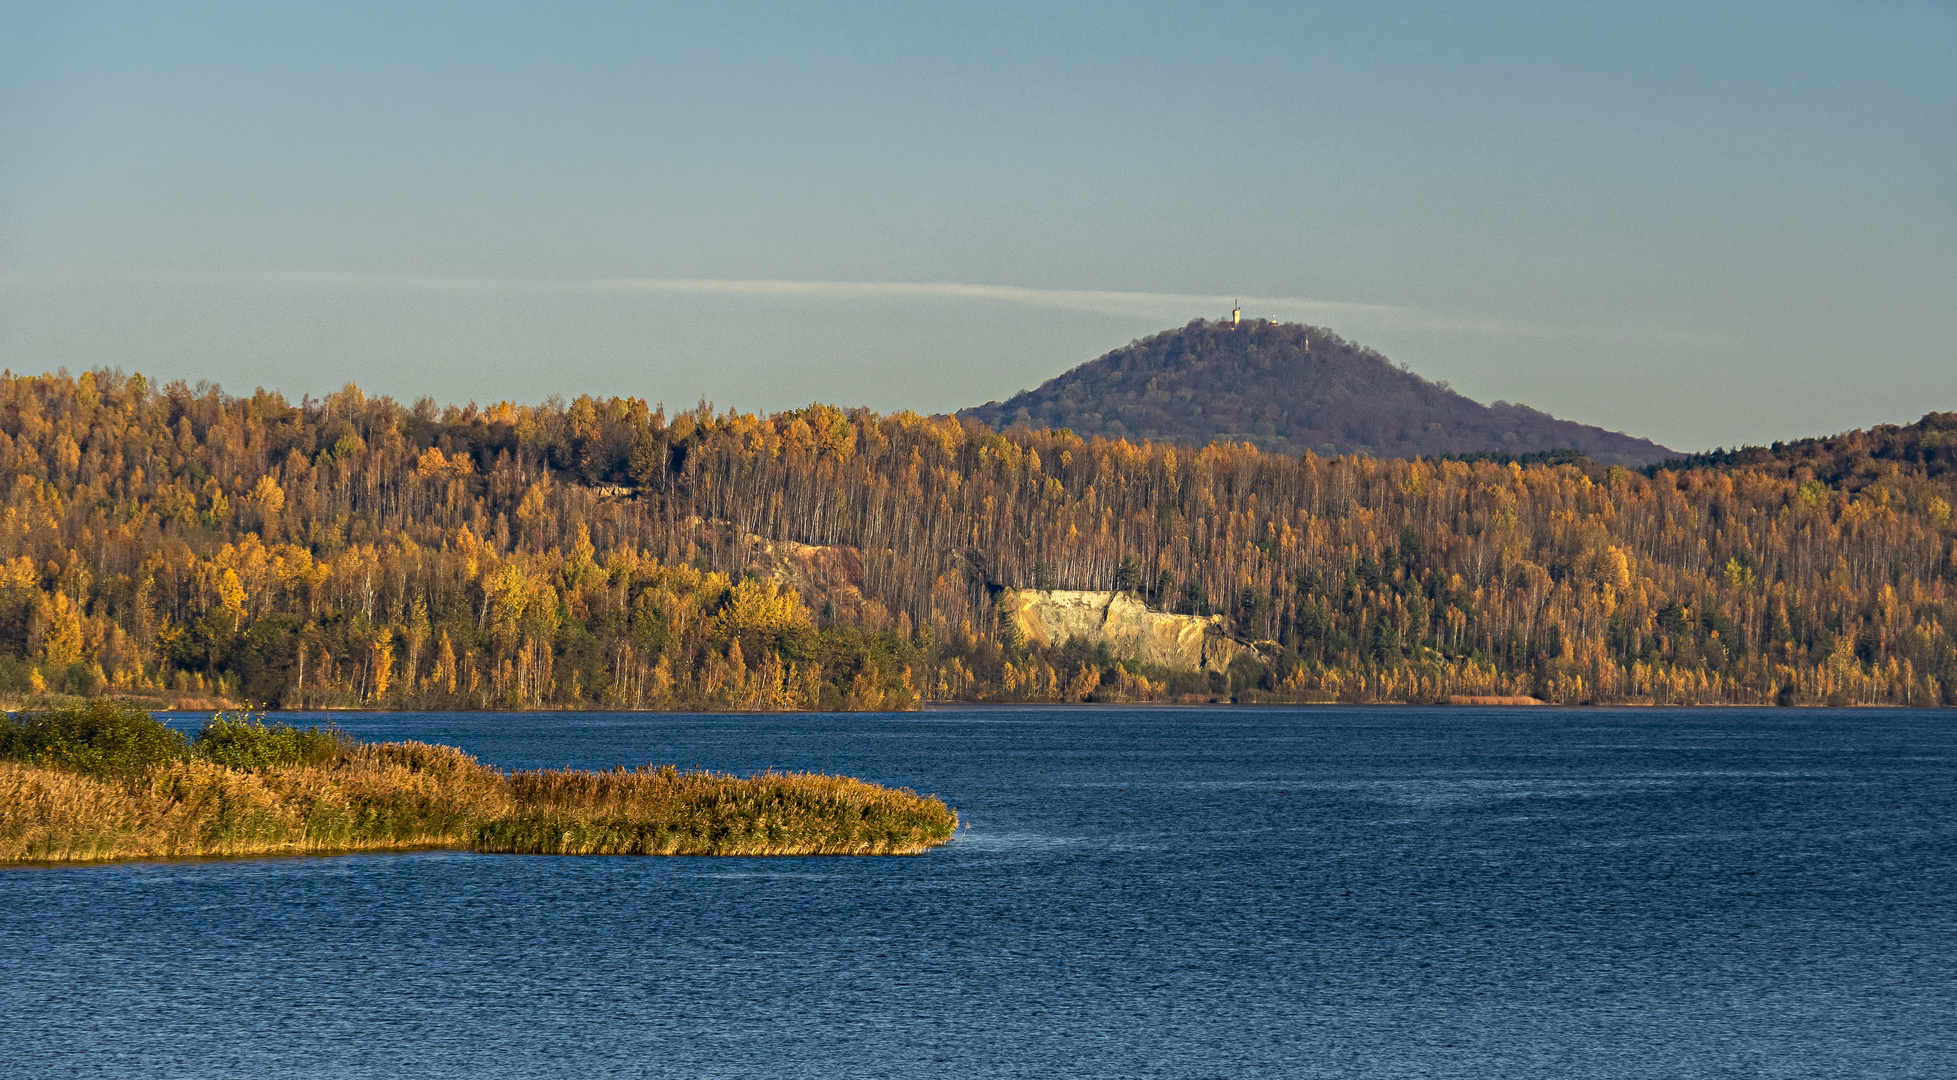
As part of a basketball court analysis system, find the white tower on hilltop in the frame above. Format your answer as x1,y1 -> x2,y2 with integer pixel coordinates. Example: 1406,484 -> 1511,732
1231,301 -> 1241,325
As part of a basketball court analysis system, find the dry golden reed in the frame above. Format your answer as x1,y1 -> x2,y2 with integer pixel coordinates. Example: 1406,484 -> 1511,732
484,765 -> 958,855
1,743 -> 956,863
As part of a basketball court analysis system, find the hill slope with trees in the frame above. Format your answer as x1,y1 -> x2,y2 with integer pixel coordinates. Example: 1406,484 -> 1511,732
1,369 -> 1952,712
1658,412 -> 1957,487
961,320 -> 1674,465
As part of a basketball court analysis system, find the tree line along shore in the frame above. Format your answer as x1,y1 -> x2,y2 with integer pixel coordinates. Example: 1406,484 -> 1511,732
0,701 -> 957,863
1,369 -> 1954,710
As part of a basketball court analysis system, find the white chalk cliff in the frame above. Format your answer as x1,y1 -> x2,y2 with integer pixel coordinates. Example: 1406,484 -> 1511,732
999,590 -> 1246,672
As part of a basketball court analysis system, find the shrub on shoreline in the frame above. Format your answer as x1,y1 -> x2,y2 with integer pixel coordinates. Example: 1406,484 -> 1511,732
196,713 -> 345,770
0,700 -> 189,778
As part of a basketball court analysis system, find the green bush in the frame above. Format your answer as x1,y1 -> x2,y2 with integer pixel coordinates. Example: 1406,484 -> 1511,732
64,659 -> 104,696
0,656 -> 32,693
195,714 -> 343,770
0,699 -> 188,777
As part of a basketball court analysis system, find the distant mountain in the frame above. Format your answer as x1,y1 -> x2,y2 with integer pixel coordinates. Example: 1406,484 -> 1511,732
960,319 -> 1674,466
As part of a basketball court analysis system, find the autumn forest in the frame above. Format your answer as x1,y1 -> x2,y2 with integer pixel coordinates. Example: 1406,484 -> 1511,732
3,366 -> 1955,711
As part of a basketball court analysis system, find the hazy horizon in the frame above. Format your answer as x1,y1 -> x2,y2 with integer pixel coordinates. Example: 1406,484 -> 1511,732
4,1 -> 1953,452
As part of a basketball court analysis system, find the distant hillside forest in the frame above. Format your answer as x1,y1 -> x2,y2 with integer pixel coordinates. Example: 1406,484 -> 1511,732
2,368 -> 1954,711
962,320 -> 1674,466
1659,414 -> 1957,486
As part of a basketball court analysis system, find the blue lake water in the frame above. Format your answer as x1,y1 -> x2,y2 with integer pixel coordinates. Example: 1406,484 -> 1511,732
3,706 -> 1954,1078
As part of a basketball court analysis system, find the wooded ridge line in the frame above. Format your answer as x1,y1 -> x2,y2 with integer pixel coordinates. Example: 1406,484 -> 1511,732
2,368 -> 1953,709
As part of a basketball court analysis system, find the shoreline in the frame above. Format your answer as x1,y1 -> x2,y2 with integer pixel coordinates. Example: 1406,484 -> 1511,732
8,695 -> 1936,718
131,700 -> 1942,714
2,837 -> 955,869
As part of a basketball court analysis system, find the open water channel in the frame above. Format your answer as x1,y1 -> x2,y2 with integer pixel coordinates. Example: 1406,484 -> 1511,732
2,706 -> 1954,1078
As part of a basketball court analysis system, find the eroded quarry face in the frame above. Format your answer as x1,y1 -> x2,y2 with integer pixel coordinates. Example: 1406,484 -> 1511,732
748,537 -> 872,621
742,534 -> 1248,673
998,589 -> 1244,673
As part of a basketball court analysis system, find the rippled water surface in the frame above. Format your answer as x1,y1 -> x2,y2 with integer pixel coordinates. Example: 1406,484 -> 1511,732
4,706 -> 1954,1078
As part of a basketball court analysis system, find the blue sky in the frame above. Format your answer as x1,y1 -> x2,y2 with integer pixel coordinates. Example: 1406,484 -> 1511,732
2,1 -> 1952,450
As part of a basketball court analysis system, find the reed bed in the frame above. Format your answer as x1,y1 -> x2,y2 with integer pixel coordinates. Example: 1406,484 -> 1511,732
0,741 -> 512,862
483,765 -> 958,855
1,704 -> 956,863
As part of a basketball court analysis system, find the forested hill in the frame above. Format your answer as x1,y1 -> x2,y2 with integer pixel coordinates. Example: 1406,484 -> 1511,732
1657,412 -> 1957,489
1,369 -> 1953,713
960,320 -> 1674,466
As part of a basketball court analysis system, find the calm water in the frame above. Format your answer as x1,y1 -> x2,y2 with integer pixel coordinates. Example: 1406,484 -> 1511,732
3,706 -> 1954,1078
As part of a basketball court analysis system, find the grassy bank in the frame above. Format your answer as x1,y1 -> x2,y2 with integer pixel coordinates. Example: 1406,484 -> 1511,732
0,702 -> 956,863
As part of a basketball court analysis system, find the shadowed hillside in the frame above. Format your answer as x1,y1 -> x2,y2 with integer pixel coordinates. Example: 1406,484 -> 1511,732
961,319 -> 1673,465
1656,412 -> 1957,489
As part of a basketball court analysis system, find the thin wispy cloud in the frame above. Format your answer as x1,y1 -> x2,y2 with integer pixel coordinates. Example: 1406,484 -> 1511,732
0,270 -> 1725,348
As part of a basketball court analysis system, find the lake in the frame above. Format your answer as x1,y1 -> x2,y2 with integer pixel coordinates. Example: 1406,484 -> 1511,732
3,706 -> 1953,1078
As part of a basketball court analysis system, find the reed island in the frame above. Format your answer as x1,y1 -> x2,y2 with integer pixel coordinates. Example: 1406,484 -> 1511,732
0,701 -> 957,863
